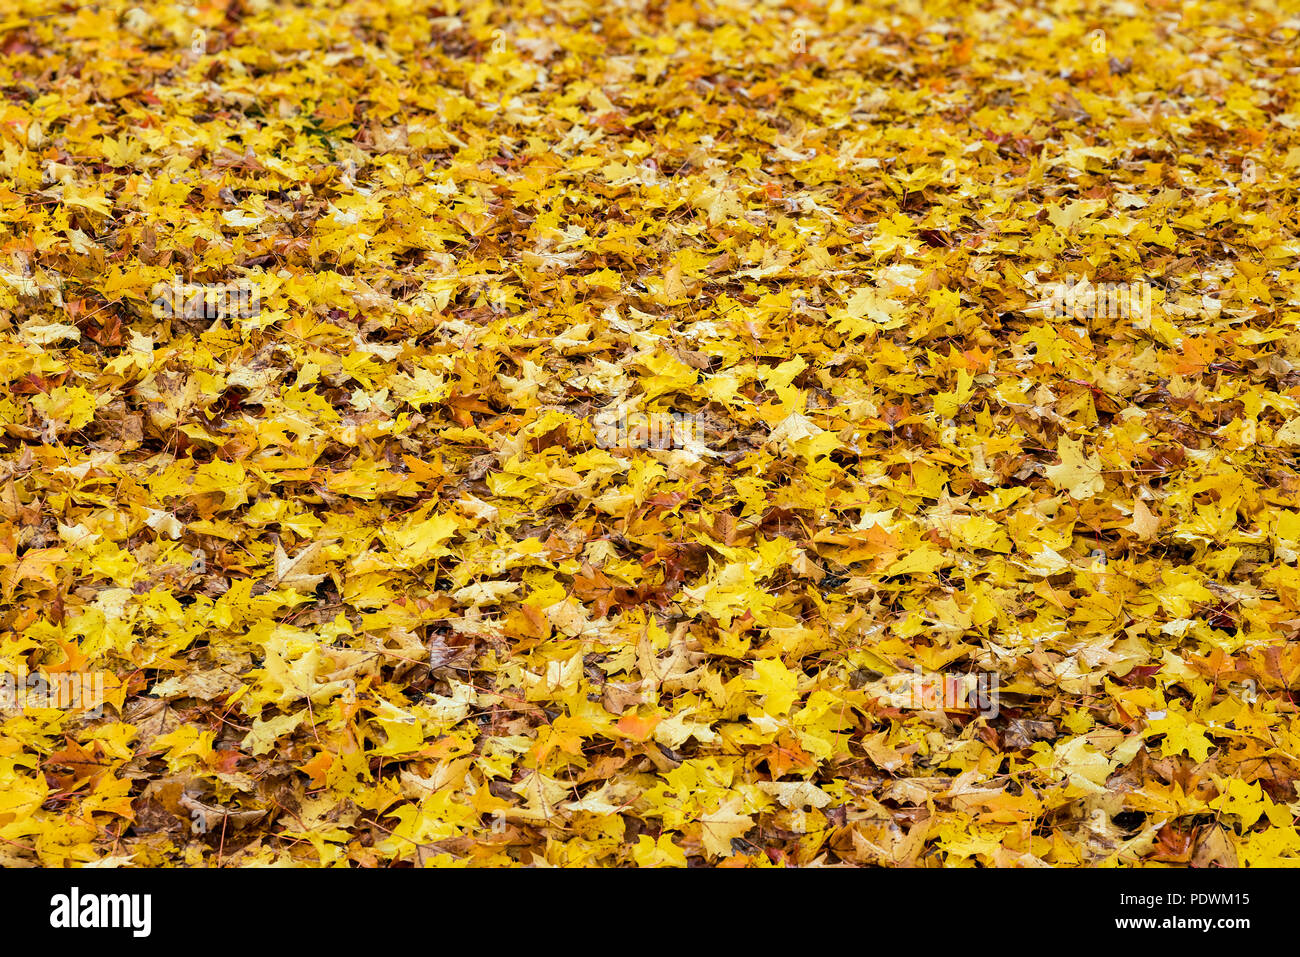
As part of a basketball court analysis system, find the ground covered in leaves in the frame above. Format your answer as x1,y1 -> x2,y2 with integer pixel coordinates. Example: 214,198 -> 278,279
0,0 -> 1299,866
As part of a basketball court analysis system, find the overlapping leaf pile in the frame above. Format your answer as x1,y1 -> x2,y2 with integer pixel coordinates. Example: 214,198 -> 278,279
0,0 -> 1298,866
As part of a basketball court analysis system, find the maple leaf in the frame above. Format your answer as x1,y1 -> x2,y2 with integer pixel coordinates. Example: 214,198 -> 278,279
699,798 -> 754,859
267,540 -> 331,592
1044,436 -> 1106,500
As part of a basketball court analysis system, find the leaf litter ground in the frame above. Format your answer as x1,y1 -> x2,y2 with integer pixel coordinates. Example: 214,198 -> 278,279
0,0 -> 1298,866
